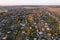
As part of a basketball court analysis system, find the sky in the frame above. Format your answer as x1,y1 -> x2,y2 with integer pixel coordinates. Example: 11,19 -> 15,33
0,0 -> 60,6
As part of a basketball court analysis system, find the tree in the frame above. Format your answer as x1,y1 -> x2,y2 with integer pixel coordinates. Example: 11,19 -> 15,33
57,24 -> 60,31
27,15 -> 33,23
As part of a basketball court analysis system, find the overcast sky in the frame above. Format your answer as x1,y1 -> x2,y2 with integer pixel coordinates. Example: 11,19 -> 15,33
0,0 -> 60,6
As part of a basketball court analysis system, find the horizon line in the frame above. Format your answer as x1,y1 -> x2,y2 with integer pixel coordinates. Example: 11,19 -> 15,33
0,5 -> 60,6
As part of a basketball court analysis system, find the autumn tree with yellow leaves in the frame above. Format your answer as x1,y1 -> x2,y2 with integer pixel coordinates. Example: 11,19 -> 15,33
57,24 -> 60,31
27,14 -> 34,23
